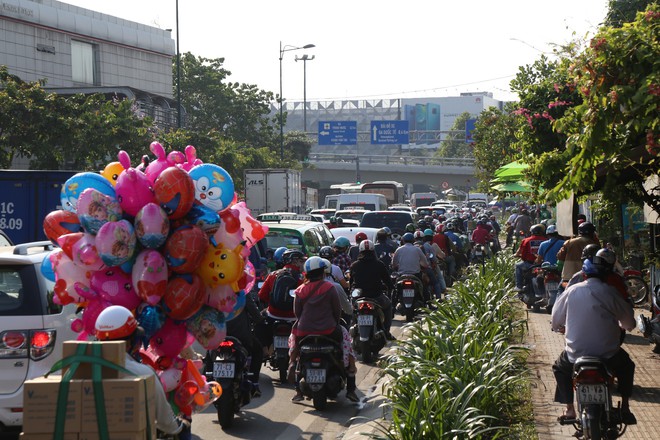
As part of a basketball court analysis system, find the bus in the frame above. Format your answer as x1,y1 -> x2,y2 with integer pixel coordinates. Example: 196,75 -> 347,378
361,181 -> 404,206
329,183 -> 364,194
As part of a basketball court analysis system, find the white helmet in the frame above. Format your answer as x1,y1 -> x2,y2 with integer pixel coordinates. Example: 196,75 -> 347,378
359,239 -> 375,252
320,258 -> 332,274
304,256 -> 328,273
95,305 -> 138,341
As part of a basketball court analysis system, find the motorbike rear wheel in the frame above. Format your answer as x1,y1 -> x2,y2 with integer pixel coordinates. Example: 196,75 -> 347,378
277,357 -> 288,383
361,341 -> 373,363
582,405 -> 602,440
625,275 -> 648,305
217,392 -> 235,430
405,307 -> 414,322
312,389 -> 327,411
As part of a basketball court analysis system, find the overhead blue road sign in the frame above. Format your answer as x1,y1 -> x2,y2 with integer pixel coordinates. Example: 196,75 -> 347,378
318,121 -> 357,145
465,118 -> 477,143
370,120 -> 409,144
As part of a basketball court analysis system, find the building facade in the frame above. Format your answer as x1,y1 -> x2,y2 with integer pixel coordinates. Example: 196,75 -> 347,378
0,0 -> 178,130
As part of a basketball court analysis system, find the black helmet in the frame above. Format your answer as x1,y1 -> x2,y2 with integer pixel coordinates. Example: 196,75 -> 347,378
376,228 -> 388,241
581,244 -> 600,261
319,246 -> 335,259
577,221 -> 595,236
592,248 -> 616,274
530,224 -> 545,235
282,249 -> 305,264
405,223 -> 415,233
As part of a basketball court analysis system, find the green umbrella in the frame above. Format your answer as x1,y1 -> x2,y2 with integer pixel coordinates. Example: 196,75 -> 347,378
494,161 -> 529,180
491,180 -> 533,193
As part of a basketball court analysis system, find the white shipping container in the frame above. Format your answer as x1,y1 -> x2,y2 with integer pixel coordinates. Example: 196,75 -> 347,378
244,169 -> 302,215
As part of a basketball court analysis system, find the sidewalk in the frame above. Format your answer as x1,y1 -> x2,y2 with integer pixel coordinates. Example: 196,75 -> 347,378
526,307 -> 660,439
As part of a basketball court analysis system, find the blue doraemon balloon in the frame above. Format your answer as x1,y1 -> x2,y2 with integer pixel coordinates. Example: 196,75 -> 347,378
60,172 -> 116,213
188,164 -> 234,212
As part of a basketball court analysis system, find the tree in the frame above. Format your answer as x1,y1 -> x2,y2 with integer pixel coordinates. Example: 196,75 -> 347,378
606,0 -> 654,27
551,5 -> 659,213
471,105 -> 520,192
176,53 -> 279,152
434,112 -> 474,158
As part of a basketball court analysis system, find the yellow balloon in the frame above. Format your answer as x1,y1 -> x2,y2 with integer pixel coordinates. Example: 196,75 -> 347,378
100,161 -> 125,186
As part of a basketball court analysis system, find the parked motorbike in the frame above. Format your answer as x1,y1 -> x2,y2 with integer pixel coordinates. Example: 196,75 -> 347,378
204,337 -> 255,429
536,262 -> 562,314
637,284 -> 660,354
623,268 -> 649,305
349,288 -> 386,363
296,334 -> 346,410
265,318 -> 294,382
393,272 -> 425,322
558,356 -> 631,439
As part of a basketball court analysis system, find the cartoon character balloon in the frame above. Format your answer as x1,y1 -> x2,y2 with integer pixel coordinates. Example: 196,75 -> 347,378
163,274 -> 205,320
186,306 -> 226,350
144,142 -> 171,183
76,188 -> 122,235
115,151 -> 156,217
181,145 -> 203,171
164,225 -> 208,274
60,172 -> 115,212
134,203 -> 169,249
100,161 -> 125,186
188,164 -> 234,212
90,268 -> 141,310
43,210 -> 81,245
132,249 -> 168,306
196,242 -> 245,291
153,166 -> 195,220
96,220 -> 137,267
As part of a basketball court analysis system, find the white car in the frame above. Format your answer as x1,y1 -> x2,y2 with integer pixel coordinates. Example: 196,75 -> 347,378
330,227 -> 380,245
0,242 -> 78,429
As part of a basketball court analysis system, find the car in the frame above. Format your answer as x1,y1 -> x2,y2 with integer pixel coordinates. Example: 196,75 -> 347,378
309,209 -> 336,221
334,209 -> 369,223
0,241 -> 78,430
330,227 -> 380,245
359,210 -> 416,239
388,205 -> 413,213
258,214 -> 334,257
415,206 -> 448,217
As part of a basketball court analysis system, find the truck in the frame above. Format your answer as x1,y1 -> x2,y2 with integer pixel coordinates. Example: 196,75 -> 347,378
243,169 -> 303,216
303,186 -> 319,211
0,170 -> 77,244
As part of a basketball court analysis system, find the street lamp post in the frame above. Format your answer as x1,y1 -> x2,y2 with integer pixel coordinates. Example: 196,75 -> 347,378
175,0 -> 181,128
295,54 -> 315,133
279,42 -> 315,160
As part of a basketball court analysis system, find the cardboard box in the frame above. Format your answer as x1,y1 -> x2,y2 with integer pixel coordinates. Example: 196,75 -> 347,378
62,341 -> 126,379
80,375 -> 155,434
23,376 -> 81,434
20,433 -> 78,440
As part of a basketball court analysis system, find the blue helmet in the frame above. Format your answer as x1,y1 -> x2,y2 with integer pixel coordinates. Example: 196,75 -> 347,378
273,247 -> 288,264
402,232 -> 415,243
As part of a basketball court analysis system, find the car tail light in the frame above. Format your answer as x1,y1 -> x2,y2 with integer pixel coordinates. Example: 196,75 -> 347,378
1,329 -> 56,360
30,330 -> 56,361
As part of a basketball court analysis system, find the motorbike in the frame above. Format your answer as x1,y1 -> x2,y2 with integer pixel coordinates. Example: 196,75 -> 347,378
204,336 -> 255,430
349,288 -> 387,363
265,318 -> 294,382
296,334 -> 346,410
393,272 -> 425,322
623,267 -> 649,305
637,284 -> 660,354
536,262 -> 562,314
517,263 -> 543,311
558,356 -> 631,439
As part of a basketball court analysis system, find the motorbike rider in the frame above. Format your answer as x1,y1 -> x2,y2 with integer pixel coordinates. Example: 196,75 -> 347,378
290,257 -> 356,402
255,249 -> 305,355
392,232 -> 430,298
538,203 -> 552,220
535,224 -> 564,265
556,221 -> 600,281
349,231 -> 368,261
349,239 -> 396,340
319,245 -> 349,291
505,207 -> 519,247
470,219 -> 492,258
94,305 -> 191,439
433,224 -> 457,286
513,208 -> 533,238
271,246 -> 288,270
332,236 -> 353,273
421,229 -> 447,299
444,222 -> 466,273
374,228 -> 397,271
551,248 -> 637,425
513,224 -> 546,291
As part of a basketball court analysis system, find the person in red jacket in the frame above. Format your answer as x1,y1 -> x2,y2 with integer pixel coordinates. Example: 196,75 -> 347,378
514,224 -> 546,290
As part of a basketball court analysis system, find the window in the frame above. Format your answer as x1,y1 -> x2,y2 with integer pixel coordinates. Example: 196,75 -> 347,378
71,40 -> 96,84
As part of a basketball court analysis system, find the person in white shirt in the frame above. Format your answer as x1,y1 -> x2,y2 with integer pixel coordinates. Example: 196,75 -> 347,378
551,249 -> 636,424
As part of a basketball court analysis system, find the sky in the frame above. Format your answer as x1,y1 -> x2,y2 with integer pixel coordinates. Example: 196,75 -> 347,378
60,0 -> 610,103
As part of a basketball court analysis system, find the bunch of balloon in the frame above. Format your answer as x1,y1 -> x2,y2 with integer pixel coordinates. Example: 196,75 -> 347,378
41,142 -> 269,417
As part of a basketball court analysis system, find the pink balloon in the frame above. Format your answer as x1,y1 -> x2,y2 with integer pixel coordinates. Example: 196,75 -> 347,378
144,142 -> 172,183
91,268 -> 141,310
134,203 -> 170,249
181,145 -> 203,172
232,202 -> 268,248
150,318 -> 189,358
186,306 -> 226,351
96,220 -> 136,267
51,249 -> 91,305
58,232 -> 105,270
76,188 -> 122,235
204,284 -> 237,313
132,250 -> 168,306
242,261 -> 256,293
115,167 -> 156,217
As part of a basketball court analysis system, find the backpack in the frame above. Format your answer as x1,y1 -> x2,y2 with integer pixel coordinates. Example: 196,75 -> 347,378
269,269 -> 300,312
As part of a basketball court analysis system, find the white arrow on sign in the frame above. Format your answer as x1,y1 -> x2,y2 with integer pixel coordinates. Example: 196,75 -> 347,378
319,131 -> 329,136
372,125 -> 378,142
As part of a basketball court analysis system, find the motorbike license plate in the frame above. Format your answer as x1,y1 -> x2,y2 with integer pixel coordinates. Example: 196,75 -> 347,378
213,362 -> 235,379
402,289 -> 415,298
306,368 -> 326,384
357,314 -> 373,326
577,384 -> 607,404
546,282 -> 559,292
273,336 -> 289,349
